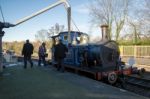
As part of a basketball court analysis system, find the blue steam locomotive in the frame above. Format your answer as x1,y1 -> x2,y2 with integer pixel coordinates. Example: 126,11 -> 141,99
51,25 -> 144,84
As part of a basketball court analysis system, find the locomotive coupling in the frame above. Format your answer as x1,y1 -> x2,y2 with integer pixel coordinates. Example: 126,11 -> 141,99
137,68 -> 146,76
131,67 -> 146,76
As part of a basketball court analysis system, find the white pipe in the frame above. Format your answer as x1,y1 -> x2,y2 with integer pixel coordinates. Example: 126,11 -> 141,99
14,0 -> 71,44
67,7 -> 71,44
14,0 -> 70,26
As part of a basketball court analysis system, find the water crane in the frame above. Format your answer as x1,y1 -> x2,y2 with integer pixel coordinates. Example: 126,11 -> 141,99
0,0 -> 71,74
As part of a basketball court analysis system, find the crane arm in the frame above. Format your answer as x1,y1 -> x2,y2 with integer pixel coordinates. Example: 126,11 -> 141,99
1,0 -> 71,43
13,0 -> 71,43
14,0 -> 70,26
2,0 -> 71,27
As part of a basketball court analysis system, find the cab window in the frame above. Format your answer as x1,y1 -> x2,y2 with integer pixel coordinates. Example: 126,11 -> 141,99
64,35 -> 68,41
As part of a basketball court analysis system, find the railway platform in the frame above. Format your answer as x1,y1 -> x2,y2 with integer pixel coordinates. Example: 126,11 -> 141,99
0,64 -> 149,99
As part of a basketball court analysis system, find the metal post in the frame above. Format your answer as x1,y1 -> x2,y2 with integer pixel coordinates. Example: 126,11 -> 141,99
0,22 -> 14,75
0,29 -> 4,75
67,7 -> 71,44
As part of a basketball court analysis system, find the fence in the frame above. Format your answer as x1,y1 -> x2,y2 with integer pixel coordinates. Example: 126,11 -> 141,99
119,46 -> 150,58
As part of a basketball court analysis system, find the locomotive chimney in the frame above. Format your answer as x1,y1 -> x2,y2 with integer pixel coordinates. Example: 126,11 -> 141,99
101,25 -> 109,41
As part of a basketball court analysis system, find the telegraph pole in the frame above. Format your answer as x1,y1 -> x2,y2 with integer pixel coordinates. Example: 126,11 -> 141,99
0,24 -> 4,75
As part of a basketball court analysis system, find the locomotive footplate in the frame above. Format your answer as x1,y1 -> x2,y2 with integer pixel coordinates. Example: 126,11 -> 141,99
63,64 -> 102,80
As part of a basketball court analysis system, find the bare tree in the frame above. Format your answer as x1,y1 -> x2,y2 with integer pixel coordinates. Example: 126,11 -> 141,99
89,0 -> 129,41
35,29 -> 48,42
139,0 -> 150,36
34,23 -> 64,48
47,23 -> 64,38
127,18 -> 141,43
127,0 -> 150,42
114,0 -> 129,41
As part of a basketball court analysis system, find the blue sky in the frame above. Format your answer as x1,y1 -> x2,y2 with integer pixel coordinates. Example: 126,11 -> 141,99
0,0 -> 97,41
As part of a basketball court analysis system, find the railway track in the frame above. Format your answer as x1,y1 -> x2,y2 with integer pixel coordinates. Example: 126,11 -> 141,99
125,75 -> 150,89
124,75 -> 150,98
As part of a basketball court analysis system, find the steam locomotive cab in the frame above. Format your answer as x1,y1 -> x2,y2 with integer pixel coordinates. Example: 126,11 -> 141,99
51,31 -> 89,64
52,31 -> 89,45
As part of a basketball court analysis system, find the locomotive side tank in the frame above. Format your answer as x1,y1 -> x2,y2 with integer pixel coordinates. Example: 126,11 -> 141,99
79,40 -> 120,72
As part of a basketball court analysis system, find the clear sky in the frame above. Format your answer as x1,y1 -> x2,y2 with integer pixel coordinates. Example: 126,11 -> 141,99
0,0 -> 99,42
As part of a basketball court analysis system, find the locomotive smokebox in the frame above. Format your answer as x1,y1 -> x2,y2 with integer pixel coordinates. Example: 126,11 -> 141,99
101,25 -> 110,41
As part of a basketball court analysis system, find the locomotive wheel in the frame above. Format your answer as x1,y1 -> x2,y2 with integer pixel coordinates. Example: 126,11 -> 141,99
108,72 -> 118,84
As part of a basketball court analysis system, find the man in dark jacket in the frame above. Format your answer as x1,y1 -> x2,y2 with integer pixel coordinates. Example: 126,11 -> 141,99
55,39 -> 68,72
22,39 -> 34,69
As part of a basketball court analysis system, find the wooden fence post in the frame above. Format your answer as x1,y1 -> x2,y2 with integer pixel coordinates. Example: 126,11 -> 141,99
134,45 -> 137,58
119,45 -> 123,57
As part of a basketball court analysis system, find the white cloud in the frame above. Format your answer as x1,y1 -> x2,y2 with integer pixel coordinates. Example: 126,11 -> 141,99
71,23 -> 102,41
73,3 -> 89,14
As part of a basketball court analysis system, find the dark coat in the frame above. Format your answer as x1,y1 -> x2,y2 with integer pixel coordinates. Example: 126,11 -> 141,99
22,43 -> 34,57
54,43 -> 68,60
38,45 -> 46,57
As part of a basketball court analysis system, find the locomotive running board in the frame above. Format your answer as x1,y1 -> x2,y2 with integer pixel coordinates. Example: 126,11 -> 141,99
62,64 -> 102,80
